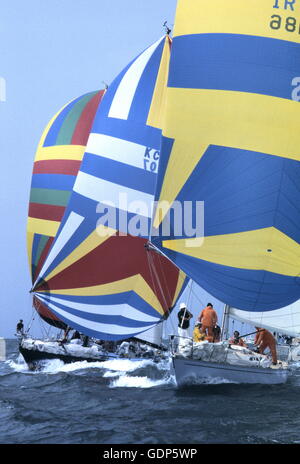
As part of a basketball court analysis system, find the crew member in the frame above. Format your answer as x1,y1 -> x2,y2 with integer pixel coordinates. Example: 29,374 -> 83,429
255,327 -> 277,365
193,323 -> 206,343
16,319 -> 24,336
177,302 -> 193,339
61,326 -> 71,343
229,330 -> 247,347
213,325 -> 221,343
198,303 -> 218,342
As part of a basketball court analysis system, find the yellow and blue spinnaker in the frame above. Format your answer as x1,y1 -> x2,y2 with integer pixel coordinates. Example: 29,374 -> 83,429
153,0 -> 300,311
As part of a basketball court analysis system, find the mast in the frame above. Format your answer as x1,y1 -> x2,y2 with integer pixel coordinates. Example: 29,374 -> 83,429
221,304 -> 230,341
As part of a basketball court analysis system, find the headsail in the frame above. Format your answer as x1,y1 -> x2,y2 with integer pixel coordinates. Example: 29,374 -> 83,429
27,90 -> 105,327
153,0 -> 300,311
229,303 -> 300,338
30,36 -> 188,340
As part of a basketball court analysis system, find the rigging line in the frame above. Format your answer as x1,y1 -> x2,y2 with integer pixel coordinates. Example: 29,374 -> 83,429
146,248 -> 177,338
188,285 -> 206,310
26,300 -> 36,335
145,242 -> 189,333
34,297 -> 52,339
146,249 -> 176,334
186,279 -> 193,309
146,248 -> 163,311
156,253 -> 173,307
185,280 -> 194,336
146,240 -> 188,303
146,248 -> 169,315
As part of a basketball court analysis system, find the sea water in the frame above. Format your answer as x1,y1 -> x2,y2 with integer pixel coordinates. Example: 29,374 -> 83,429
1,339 -> 300,444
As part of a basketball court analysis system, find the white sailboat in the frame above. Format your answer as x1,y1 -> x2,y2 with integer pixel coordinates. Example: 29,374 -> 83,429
170,303 -> 289,386
23,0 -> 300,386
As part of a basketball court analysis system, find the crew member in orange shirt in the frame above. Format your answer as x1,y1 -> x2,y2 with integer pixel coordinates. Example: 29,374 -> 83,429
198,303 -> 218,343
255,327 -> 277,365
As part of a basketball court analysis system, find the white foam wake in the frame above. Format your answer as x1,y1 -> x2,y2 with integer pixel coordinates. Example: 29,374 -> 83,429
7,355 -> 173,388
6,356 -> 32,373
110,374 -> 175,389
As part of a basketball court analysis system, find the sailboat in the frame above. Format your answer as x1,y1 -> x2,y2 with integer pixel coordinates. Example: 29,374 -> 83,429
21,34 -> 188,368
22,1 -> 300,384
150,0 -> 300,385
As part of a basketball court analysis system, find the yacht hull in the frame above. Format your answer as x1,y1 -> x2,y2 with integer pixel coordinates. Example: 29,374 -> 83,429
19,339 -> 108,369
172,356 -> 288,386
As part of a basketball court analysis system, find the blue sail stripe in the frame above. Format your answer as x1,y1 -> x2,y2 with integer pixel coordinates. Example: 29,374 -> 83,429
92,116 -> 161,150
174,145 -> 300,243
43,94 -> 84,147
42,307 -> 155,341
38,297 -> 158,328
153,250 -> 300,312
99,46 -> 148,119
31,173 -> 76,191
169,34 -> 300,100
31,233 -> 42,279
37,291 -> 161,319
35,296 -> 158,340
81,153 -> 157,195
31,234 -> 41,266
128,39 -> 165,123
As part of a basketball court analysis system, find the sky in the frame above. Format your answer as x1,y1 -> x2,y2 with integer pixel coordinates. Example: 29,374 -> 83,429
0,0 -> 250,339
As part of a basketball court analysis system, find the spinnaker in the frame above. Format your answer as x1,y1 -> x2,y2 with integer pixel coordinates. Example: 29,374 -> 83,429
29,36 -> 188,341
153,0 -> 300,311
27,90 -> 105,327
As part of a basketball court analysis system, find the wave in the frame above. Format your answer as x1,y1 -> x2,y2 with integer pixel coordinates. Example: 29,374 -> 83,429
5,355 -> 173,388
109,374 -> 175,389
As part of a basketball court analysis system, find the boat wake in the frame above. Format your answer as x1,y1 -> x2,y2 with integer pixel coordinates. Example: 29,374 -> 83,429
184,377 -> 239,386
7,355 -> 175,388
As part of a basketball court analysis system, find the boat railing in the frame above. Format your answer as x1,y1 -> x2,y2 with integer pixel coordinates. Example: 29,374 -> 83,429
169,335 -> 193,357
169,335 -> 233,364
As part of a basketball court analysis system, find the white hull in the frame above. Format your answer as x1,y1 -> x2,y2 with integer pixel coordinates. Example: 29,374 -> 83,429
172,356 -> 288,386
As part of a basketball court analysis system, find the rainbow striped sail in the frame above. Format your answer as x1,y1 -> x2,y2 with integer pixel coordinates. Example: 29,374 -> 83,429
27,90 -> 105,327
28,36 -> 188,340
153,0 -> 300,311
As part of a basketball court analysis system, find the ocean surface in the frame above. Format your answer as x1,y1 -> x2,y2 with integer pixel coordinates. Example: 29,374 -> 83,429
1,339 -> 300,445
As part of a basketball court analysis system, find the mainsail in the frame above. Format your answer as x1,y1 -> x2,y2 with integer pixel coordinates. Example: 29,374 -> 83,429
27,90 -> 105,327
29,36 -> 188,341
153,0 -> 300,311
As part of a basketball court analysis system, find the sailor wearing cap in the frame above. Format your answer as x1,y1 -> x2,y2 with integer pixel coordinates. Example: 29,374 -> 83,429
177,302 -> 193,339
